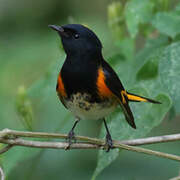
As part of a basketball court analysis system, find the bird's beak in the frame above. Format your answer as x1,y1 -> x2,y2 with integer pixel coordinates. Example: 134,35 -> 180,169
48,25 -> 68,37
48,25 -> 64,32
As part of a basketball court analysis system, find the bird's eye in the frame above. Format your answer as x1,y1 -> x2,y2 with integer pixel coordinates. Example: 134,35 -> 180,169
74,34 -> 79,39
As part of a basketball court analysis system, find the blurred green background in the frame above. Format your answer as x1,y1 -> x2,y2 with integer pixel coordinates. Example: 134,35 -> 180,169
0,0 -> 180,179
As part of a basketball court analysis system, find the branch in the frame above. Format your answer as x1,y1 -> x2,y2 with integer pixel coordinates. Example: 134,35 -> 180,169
170,176 -> 180,180
0,166 -> 5,180
120,133 -> 180,145
0,145 -> 13,154
1,129 -> 180,145
170,170 -> 180,180
0,129 -> 180,162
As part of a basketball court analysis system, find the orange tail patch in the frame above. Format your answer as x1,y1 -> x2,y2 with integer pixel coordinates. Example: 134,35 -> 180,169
126,92 -> 161,104
127,93 -> 148,102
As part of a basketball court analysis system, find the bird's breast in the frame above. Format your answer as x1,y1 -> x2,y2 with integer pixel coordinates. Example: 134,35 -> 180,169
62,92 -> 118,120
60,60 -> 99,99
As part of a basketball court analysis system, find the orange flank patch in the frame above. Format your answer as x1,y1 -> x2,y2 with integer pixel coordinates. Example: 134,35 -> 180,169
96,67 -> 113,98
56,73 -> 67,97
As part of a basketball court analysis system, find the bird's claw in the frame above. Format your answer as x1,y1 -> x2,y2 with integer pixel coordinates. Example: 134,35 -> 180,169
65,130 -> 76,150
105,133 -> 113,152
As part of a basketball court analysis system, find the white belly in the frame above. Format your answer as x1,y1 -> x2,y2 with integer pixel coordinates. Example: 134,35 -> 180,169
64,93 -> 118,120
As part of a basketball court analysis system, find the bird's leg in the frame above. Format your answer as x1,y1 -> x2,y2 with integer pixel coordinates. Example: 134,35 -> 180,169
103,118 -> 113,152
66,118 -> 80,149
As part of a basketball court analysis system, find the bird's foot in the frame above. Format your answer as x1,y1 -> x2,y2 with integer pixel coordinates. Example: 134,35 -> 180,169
65,130 -> 76,150
105,133 -> 113,152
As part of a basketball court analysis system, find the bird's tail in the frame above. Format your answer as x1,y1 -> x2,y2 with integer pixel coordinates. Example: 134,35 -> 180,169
117,90 -> 161,129
126,92 -> 161,104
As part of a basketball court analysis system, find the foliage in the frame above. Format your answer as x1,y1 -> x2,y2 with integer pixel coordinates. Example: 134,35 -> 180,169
0,0 -> 180,179
15,86 -> 33,130
92,1 -> 180,179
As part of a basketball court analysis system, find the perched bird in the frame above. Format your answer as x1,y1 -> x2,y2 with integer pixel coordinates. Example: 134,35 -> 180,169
49,24 -> 160,151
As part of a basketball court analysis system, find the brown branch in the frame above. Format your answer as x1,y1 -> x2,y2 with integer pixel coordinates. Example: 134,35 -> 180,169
0,165 -> 5,180
1,129 -> 180,146
0,129 -> 180,162
120,133 -> 180,146
0,138 -> 100,149
170,176 -> 180,180
0,145 -> 13,154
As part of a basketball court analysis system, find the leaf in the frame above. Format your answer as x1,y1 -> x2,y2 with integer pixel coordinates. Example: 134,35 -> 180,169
27,54 -> 65,101
133,35 -> 169,78
107,52 -> 132,88
1,146 -> 40,177
159,42 -> 180,113
125,0 -> 154,38
134,48 -> 171,103
92,42 -> 172,180
92,89 -> 171,179
15,86 -> 33,130
0,34 -> 65,177
107,53 -> 126,67
176,3 -> 180,12
114,38 -> 135,61
1,52 -> 68,177
136,53 -> 159,80
108,2 -> 126,40
152,11 -> 180,38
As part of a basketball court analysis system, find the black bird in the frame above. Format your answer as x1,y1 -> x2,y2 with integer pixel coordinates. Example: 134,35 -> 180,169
49,24 -> 160,151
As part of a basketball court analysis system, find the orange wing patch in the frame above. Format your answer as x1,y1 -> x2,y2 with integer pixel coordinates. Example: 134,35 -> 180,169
96,67 -> 113,98
56,73 -> 67,97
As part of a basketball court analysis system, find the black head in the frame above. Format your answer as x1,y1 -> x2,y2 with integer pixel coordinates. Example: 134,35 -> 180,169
49,24 -> 102,56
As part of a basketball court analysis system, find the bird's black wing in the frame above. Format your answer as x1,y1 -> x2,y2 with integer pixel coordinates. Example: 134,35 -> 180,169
102,60 -> 136,129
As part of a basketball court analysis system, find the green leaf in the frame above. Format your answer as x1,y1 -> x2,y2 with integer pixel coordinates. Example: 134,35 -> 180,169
136,53 -> 159,80
91,148 -> 119,180
1,146 -> 40,177
108,2 -> 126,40
94,53 -> 170,179
132,35 -> 169,82
152,11 -> 180,38
176,3 -> 180,12
114,38 -> 135,61
134,46 -> 170,101
15,86 -> 33,130
159,42 -> 180,113
125,0 -> 154,38
27,54 -> 65,101
92,89 -> 171,179
107,52 -> 132,88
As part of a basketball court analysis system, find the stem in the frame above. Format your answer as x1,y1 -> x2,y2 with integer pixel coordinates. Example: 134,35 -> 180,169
1,129 -> 180,146
164,0 -> 170,11
0,166 -> 5,180
0,129 -> 179,162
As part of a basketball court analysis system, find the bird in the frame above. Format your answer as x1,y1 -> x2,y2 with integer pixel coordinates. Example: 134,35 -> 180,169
49,24 -> 161,152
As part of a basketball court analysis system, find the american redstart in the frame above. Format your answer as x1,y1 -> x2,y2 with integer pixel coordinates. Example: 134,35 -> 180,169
49,24 -> 160,152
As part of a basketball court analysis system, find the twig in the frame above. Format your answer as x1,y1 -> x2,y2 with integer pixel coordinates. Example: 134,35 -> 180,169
170,176 -> 180,180
1,129 -> 180,146
0,129 -> 180,162
0,145 -> 13,154
0,137 -> 180,162
0,166 -> 5,180
0,138 -> 100,149
120,134 -> 180,146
